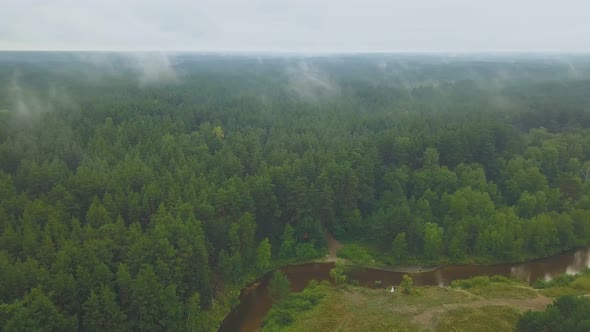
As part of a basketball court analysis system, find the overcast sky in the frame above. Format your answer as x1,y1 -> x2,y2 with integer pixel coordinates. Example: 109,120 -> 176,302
1,0 -> 589,53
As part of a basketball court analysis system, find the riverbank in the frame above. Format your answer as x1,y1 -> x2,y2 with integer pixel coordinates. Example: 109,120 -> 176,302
215,253 -> 330,331
200,283 -> 247,332
262,271 -> 590,331
323,235 -> 590,279
218,246 -> 590,331
318,236 -> 439,272
334,240 -> 590,275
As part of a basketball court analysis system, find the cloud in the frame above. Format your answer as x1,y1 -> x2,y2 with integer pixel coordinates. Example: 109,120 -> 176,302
128,53 -> 178,86
7,74 -> 77,117
285,61 -> 340,100
1,0 -> 590,52
70,52 -> 178,86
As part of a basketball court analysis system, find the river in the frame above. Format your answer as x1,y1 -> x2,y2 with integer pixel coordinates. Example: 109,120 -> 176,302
218,247 -> 590,332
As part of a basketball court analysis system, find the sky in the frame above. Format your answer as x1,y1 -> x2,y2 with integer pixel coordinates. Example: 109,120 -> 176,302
1,0 -> 590,53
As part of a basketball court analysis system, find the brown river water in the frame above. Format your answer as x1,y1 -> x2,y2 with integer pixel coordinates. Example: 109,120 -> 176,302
218,247 -> 590,332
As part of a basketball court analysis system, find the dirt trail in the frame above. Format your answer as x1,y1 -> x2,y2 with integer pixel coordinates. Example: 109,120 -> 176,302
413,292 -> 552,328
326,232 -> 343,262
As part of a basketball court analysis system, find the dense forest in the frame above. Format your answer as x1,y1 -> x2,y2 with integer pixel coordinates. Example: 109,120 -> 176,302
1,53 -> 590,330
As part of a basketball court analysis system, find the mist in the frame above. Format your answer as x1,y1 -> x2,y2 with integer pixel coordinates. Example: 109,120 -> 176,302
2,1 -> 590,53
127,53 -> 178,86
286,61 -> 340,100
69,52 -> 179,86
3,2 -> 590,330
7,74 -> 77,118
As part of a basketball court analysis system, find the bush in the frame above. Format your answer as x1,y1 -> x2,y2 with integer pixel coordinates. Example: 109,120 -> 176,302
262,281 -> 326,331
300,280 -> 324,305
294,243 -> 319,260
269,271 -> 291,302
401,275 -> 413,294
537,272 -> 590,297
570,276 -> 590,291
330,262 -> 348,287
533,274 -> 576,289
490,275 -> 512,283
451,276 -> 490,289
337,244 -> 372,263
271,310 -> 294,326
517,296 -> 590,332
451,275 -> 535,299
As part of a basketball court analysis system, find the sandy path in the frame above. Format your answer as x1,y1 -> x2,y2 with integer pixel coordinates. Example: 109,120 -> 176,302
326,232 -> 343,261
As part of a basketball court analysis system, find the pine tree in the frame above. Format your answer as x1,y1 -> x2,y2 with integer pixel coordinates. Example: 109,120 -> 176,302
256,238 -> 271,272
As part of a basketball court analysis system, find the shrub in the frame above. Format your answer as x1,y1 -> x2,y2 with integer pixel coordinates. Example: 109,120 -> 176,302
401,274 -> 413,294
490,275 -> 512,283
570,276 -> 590,291
517,296 -> 590,332
329,262 -> 348,287
533,274 -> 576,289
294,243 -> 319,259
451,276 -> 490,289
269,271 -> 291,302
262,282 -> 326,330
337,244 -> 372,263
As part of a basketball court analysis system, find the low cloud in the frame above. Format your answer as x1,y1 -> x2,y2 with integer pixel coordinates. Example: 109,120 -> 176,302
285,61 -> 339,100
128,52 -> 178,86
8,74 -> 77,117
73,52 -> 179,86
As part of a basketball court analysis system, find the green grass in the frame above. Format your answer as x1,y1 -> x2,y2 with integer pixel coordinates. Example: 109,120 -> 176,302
435,305 -> 521,332
263,274 -> 555,331
478,284 -> 538,299
264,285 -> 419,331
451,276 -> 537,299
263,284 -> 479,331
571,275 -> 590,290
539,274 -> 590,298
263,282 -> 538,331
382,286 -> 478,311
337,244 -> 374,263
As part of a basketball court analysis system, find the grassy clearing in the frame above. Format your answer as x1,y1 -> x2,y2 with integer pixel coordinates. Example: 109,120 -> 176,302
476,284 -> 538,299
262,274 -> 559,331
260,257 -> 589,331
263,283 -> 420,331
383,286 -> 478,313
434,305 -> 521,332
451,276 -> 537,299
262,283 -> 513,331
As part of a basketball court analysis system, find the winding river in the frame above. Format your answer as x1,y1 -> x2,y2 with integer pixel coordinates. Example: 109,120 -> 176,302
218,247 -> 590,332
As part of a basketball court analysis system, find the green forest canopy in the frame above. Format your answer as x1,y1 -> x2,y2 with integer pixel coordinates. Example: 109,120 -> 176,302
1,53 -> 590,330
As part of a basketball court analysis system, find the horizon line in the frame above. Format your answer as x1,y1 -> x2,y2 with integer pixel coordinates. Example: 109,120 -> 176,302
1,49 -> 590,56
